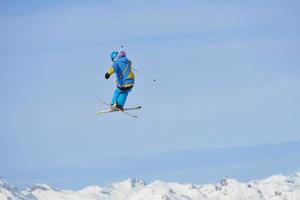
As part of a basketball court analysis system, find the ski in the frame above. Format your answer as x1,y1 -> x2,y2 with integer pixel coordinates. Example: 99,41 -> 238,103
93,108 -> 139,118
94,99 -> 142,118
93,106 -> 141,114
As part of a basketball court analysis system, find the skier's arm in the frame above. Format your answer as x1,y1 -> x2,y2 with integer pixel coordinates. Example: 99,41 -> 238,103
105,67 -> 114,79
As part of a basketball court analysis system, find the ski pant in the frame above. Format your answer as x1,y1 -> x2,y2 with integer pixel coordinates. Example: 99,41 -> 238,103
111,87 -> 132,107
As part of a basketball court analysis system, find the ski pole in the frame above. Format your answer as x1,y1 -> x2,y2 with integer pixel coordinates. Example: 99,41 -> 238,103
115,46 -> 157,83
132,67 -> 157,83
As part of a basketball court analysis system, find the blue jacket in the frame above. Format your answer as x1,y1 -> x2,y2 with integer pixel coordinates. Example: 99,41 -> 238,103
108,55 -> 135,88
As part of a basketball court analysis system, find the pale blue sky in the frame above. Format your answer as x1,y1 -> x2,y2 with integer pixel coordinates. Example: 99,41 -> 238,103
1,0 -> 300,189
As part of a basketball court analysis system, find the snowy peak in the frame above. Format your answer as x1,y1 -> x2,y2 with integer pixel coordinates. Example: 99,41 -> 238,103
28,184 -> 57,192
248,173 -> 300,200
112,178 -> 146,189
0,177 -> 30,200
0,176 -> 16,191
101,178 -> 146,199
131,180 -> 202,200
78,185 -> 103,194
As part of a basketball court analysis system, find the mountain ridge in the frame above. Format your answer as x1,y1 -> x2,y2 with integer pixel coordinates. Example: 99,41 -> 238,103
1,173 -> 300,200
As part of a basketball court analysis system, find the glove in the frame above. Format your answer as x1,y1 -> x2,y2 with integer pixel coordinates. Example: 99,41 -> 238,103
105,73 -> 110,79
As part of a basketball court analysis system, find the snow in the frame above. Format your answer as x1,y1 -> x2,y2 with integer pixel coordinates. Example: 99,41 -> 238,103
0,177 -> 30,200
1,172 -> 300,200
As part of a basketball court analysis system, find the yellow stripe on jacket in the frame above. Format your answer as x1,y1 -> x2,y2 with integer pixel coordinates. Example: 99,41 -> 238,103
107,66 -> 135,88
118,71 -> 134,88
107,66 -> 135,79
128,71 -> 135,79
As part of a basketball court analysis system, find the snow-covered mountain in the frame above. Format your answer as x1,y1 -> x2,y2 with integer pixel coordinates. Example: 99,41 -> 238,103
1,173 -> 300,200
0,177 -> 32,200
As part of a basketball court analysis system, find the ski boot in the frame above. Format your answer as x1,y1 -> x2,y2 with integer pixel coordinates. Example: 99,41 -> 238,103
115,103 -> 124,111
110,102 -> 124,111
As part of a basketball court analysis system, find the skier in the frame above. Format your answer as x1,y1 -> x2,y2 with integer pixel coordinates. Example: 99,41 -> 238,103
105,50 -> 135,111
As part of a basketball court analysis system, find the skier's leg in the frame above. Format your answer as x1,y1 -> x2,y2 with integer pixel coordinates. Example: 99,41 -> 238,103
111,88 -> 121,106
117,90 -> 129,108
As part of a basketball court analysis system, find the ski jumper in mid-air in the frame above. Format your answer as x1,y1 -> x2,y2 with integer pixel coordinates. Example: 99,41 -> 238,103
105,51 -> 135,111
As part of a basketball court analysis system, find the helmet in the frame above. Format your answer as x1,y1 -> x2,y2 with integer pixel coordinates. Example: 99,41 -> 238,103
110,51 -> 118,62
118,51 -> 126,58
